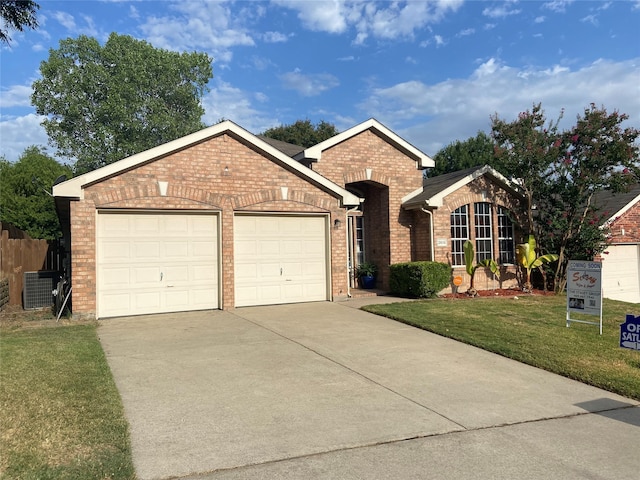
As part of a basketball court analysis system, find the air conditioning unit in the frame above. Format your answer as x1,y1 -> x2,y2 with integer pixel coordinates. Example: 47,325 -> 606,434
23,271 -> 58,309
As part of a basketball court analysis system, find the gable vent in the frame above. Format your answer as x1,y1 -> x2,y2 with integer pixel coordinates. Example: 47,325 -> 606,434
23,271 -> 57,309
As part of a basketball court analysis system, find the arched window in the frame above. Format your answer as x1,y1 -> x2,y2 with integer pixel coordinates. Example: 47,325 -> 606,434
450,205 -> 469,266
474,202 -> 493,262
497,206 -> 515,264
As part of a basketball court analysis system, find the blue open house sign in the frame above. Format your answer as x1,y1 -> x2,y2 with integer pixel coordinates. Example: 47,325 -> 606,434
620,314 -> 640,351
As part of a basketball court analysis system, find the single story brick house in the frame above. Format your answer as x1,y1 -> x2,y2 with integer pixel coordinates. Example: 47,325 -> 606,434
593,185 -> 640,303
53,120 -> 523,319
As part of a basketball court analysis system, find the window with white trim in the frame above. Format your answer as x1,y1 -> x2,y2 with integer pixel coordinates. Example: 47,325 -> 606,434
497,206 -> 515,264
474,203 -> 493,262
450,205 -> 469,266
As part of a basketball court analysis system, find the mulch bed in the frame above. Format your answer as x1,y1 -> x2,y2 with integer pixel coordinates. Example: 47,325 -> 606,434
440,288 -> 556,299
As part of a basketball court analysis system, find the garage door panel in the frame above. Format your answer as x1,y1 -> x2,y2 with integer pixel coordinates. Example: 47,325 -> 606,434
164,241 -> 189,259
258,240 -> 280,255
100,242 -> 131,262
98,213 -> 219,318
602,244 -> 640,303
133,266 -> 162,284
235,215 -> 328,307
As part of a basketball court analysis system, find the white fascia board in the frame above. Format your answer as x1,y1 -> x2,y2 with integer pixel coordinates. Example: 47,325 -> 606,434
299,118 -> 435,169
603,192 -> 640,226
434,165 -> 523,204
52,120 -> 360,207
402,165 -> 524,209
401,186 -> 426,205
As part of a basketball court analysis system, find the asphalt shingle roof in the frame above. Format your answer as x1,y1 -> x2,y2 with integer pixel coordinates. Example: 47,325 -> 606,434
592,183 -> 640,221
256,135 -> 305,158
403,166 -> 486,209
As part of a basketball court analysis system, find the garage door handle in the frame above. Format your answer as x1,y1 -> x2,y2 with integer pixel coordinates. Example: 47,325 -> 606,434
160,272 -> 163,281
280,268 -> 283,276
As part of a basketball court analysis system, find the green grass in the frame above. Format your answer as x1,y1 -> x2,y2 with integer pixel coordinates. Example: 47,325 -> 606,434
0,323 -> 135,479
363,295 -> 640,401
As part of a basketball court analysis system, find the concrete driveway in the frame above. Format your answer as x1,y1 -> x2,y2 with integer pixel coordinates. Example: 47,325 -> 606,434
98,301 -> 639,480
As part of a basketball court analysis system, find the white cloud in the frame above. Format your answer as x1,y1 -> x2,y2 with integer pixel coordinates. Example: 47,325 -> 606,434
139,1 -> 255,63
201,81 -> 273,134
581,14 -> 598,26
274,0 -> 463,42
0,114 -> 49,162
359,58 -> 640,155
542,1 -> 575,13
534,16 -> 546,23
457,28 -> 475,37
262,31 -> 288,43
51,11 -> 100,37
279,69 -> 340,97
273,0 -> 349,33
0,85 -> 32,108
482,2 -> 521,19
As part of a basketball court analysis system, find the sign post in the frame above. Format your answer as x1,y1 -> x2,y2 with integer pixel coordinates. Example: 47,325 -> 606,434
566,260 -> 603,335
620,314 -> 640,351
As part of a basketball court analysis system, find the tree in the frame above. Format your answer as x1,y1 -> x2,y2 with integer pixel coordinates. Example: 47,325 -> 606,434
491,103 -> 564,238
539,104 -> 640,292
261,120 -> 339,148
492,103 -> 640,292
31,33 -> 213,174
0,147 -> 72,239
0,0 -> 39,45
428,131 -> 495,177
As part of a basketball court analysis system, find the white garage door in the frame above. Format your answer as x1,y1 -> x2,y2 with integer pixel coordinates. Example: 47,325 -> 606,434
601,244 -> 640,303
234,215 -> 328,307
97,212 -> 219,318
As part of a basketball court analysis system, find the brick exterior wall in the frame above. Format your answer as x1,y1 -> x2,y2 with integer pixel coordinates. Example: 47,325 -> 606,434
69,133 -> 347,317
311,130 -> 424,289
605,201 -> 640,244
415,176 -> 524,293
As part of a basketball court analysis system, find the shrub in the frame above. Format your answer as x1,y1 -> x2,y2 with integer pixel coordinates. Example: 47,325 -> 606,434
389,261 -> 451,298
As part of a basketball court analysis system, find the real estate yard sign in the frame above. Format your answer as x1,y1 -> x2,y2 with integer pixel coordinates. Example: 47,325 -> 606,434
566,260 -> 603,335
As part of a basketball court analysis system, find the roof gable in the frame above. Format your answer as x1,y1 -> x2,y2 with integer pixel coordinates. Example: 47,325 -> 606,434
52,120 -> 359,206
294,118 -> 435,169
593,184 -> 640,225
403,165 -> 523,209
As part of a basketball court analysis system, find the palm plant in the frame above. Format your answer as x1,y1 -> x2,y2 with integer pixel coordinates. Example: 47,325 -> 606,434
516,235 -> 559,292
463,240 -> 500,297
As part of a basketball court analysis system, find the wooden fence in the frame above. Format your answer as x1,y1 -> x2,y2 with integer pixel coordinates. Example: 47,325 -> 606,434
0,223 -> 63,307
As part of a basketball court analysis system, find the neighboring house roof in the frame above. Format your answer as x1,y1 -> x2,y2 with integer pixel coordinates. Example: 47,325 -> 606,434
256,135 -> 305,158
592,183 -> 640,226
52,120 -> 360,207
294,118 -> 435,169
402,165 -> 523,209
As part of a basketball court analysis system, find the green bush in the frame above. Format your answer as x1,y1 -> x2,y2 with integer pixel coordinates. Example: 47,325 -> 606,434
389,261 -> 451,298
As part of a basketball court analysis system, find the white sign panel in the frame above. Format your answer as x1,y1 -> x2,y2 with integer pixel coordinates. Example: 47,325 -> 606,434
567,260 -> 602,317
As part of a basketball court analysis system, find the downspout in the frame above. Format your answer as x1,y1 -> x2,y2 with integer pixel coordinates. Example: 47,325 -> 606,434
421,206 -> 435,261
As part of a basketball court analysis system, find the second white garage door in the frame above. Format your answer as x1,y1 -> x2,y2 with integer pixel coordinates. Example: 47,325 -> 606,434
601,244 -> 640,303
97,212 -> 219,318
234,215 -> 329,307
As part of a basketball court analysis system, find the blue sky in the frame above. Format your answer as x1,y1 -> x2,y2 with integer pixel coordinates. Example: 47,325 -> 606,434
1,0 -> 639,163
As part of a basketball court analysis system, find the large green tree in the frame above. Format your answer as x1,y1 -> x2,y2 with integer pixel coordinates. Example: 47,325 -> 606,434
491,103 -> 564,237
261,119 -> 339,148
31,33 -> 213,174
428,131 -> 495,177
0,147 -> 72,239
0,0 -> 39,44
492,103 -> 639,292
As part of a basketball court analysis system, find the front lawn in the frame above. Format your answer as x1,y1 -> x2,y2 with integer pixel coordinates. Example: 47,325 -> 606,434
363,295 -> 640,401
0,322 -> 135,479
